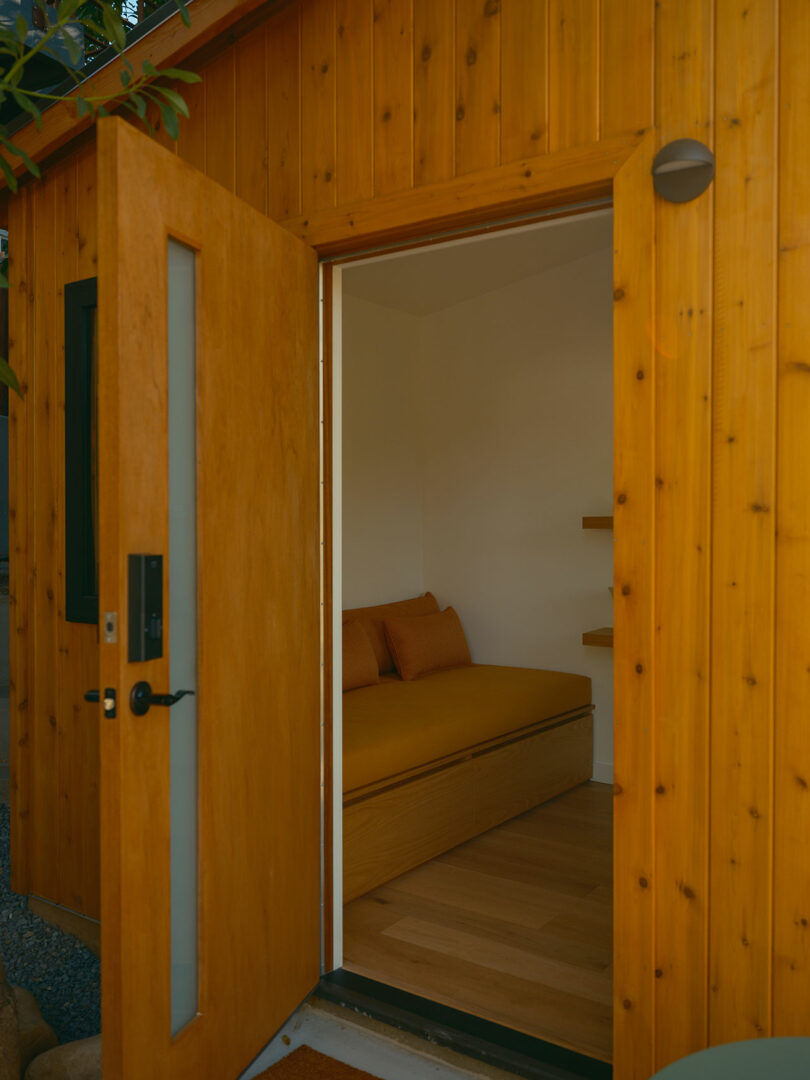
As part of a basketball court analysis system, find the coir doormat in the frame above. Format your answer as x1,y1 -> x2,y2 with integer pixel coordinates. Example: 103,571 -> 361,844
255,1045 -> 383,1080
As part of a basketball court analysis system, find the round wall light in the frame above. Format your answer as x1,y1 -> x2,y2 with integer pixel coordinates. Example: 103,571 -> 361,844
652,139 -> 715,203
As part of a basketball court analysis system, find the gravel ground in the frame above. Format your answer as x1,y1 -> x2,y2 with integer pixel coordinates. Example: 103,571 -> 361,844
0,804 -> 100,1044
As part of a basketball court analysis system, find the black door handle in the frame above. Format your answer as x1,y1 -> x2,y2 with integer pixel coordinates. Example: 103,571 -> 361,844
130,680 -> 194,716
84,690 -> 99,703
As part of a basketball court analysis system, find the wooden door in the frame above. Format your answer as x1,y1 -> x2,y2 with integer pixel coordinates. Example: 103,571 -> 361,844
95,117 -> 320,1078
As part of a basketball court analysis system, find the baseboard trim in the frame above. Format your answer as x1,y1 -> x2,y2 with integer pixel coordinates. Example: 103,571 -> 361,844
590,761 -> 613,784
318,970 -> 611,1080
28,896 -> 100,957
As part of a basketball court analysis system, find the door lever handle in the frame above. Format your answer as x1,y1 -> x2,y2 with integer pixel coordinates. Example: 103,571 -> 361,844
130,680 -> 194,717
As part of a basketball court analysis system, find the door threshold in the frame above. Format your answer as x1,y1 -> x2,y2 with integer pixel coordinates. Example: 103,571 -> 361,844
318,970 -> 612,1080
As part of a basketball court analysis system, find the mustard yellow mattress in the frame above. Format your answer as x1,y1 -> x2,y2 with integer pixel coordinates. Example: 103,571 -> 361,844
343,664 -> 592,793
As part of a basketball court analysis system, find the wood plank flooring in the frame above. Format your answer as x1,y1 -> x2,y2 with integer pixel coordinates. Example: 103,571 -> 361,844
343,781 -> 613,1063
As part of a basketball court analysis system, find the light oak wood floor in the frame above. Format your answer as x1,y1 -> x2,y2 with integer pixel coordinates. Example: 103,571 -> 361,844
343,781 -> 613,1063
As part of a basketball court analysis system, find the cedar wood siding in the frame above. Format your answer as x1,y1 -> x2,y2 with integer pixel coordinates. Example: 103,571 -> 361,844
7,2 -> 810,1077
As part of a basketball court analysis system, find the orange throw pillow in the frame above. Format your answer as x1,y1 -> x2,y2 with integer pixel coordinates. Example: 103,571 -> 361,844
384,607 -> 472,681
342,593 -> 439,674
343,621 -> 379,691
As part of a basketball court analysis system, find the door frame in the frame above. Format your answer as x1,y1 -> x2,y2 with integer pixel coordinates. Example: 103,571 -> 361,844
314,133 -> 655,1076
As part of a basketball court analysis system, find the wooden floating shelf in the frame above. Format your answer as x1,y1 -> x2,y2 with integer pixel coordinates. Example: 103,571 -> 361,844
582,516 -> 614,530
582,627 -> 614,648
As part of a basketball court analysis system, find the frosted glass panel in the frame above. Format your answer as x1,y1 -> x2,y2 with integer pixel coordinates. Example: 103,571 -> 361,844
167,239 -> 198,1035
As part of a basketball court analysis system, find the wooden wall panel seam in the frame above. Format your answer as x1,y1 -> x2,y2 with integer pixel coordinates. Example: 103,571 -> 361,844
297,1 -> 303,215
767,0 -> 780,1036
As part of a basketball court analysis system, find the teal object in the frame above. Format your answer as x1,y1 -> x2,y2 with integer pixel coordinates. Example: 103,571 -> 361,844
653,1038 -> 810,1078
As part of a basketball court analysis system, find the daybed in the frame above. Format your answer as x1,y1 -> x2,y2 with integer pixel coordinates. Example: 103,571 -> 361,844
342,595 -> 594,902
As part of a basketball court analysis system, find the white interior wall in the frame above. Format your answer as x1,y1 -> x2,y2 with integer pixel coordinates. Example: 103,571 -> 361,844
341,235 -> 613,776
341,295 -> 424,608
419,250 -> 614,777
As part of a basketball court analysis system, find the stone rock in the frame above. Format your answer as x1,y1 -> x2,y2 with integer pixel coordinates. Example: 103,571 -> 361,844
12,989 -> 58,1077
23,1037 -> 100,1080
0,975 -> 19,1080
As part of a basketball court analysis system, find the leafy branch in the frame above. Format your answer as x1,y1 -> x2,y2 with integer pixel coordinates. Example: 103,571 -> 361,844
0,0 -> 200,394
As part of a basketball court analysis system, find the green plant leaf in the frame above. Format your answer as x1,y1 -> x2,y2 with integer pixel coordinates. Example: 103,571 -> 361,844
0,154 -> 18,194
2,137 -> 41,179
156,86 -> 189,119
59,28 -> 82,67
96,105 -> 109,117
0,356 -> 22,398
58,0 -> 83,19
158,102 -> 179,140
102,5 -> 126,51
11,91 -> 43,129
160,68 -> 202,84
81,18 -> 106,39
120,67 -> 131,88
76,94 -> 88,117
142,59 -> 158,78
14,14 -> 28,44
129,92 -> 146,119
174,0 -> 191,28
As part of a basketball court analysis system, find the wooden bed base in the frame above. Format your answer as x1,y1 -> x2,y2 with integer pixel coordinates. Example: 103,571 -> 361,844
343,706 -> 594,903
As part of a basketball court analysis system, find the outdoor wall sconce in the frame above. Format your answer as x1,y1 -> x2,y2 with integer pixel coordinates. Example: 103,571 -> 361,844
652,138 -> 715,203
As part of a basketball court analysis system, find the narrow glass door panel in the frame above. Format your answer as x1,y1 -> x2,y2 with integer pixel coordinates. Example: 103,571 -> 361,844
167,239 -> 198,1034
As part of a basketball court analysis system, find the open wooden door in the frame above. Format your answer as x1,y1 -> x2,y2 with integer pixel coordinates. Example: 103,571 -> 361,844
95,117 -> 320,1078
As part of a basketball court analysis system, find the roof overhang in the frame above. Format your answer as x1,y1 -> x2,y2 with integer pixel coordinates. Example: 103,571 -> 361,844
0,0 -> 291,190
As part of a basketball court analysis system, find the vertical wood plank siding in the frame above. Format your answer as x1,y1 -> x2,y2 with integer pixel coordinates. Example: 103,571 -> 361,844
652,0 -> 714,1068
772,0 -> 810,1035
10,1 -> 808,1075
9,146 -> 100,919
709,0 -> 777,1045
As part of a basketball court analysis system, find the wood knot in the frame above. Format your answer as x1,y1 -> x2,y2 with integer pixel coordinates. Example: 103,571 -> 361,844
636,369 -> 645,380
749,806 -> 760,819
638,876 -> 648,889
456,104 -> 466,121
680,883 -> 696,900
796,775 -> 808,789
622,999 -> 632,1010
617,493 -> 627,505
524,168 -> 532,178
421,43 -> 432,62
466,47 -> 477,65
321,62 -> 329,74
655,969 -> 663,978
484,0 -> 500,15
635,663 -> 644,675
381,110 -> 391,123
656,784 -> 666,795
613,287 -> 625,301
621,585 -> 631,596
751,502 -> 769,513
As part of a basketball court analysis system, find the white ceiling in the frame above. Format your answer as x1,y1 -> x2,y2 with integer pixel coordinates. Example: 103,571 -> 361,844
341,208 -> 613,316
